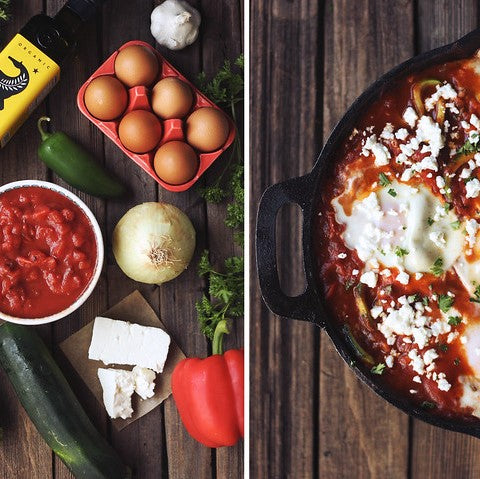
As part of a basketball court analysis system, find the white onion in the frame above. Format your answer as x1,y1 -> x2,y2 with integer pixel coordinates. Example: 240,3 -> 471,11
112,202 -> 196,284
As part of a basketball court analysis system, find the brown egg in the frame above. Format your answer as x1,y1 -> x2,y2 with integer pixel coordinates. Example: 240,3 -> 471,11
118,110 -> 162,153
114,45 -> 159,87
154,141 -> 198,185
151,77 -> 194,119
84,76 -> 128,121
186,107 -> 230,152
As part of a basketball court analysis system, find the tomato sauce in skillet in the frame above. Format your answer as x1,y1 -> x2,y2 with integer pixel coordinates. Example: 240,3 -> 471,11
315,54 -> 480,419
0,186 -> 97,319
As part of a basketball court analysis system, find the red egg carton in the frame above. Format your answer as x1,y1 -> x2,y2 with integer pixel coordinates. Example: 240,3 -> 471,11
77,40 -> 236,192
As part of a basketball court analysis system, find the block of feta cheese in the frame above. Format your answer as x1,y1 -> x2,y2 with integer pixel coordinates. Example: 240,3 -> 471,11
97,368 -> 135,419
88,317 -> 171,373
132,366 -> 156,399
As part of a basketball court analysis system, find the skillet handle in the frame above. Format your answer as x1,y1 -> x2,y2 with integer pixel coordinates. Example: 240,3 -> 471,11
256,173 -> 322,325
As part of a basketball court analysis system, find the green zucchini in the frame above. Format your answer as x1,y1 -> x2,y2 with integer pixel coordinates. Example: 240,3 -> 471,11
0,323 -> 131,479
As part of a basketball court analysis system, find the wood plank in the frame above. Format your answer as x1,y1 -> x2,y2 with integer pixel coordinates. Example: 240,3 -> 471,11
319,1 -> 413,478
43,1 -> 108,478
250,1 -> 322,477
198,0 -> 244,476
99,2 -> 168,478
153,2 -> 216,477
0,2 -> 54,478
411,2 -> 480,478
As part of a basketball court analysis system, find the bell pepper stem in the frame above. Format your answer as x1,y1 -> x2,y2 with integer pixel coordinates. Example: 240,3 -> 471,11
37,116 -> 52,142
212,320 -> 229,355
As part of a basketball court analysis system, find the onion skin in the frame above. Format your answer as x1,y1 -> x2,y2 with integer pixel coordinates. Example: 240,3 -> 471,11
112,202 -> 196,284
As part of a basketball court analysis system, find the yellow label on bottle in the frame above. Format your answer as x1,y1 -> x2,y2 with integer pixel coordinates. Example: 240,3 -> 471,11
0,33 -> 60,148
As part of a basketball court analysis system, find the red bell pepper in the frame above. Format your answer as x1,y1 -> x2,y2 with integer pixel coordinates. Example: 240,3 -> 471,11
172,320 -> 244,448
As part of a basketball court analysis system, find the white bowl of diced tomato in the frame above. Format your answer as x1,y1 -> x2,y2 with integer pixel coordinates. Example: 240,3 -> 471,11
0,180 -> 104,325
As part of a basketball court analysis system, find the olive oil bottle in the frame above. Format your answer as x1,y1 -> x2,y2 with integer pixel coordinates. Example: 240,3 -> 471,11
0,0 -> 104,148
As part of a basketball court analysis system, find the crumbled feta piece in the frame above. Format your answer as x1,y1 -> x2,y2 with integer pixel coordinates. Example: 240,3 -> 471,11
363,135 -> 391,166
338,252 -> 347,259
360,270 -> 377,288
423,348 -> 439,366
413,375 -> 422,383
98,368 -> 135,419
132,366 -> 156,400
437,373 -> 451,392
403,107 -> 418,128
395,128 -> 409,141
352,269 -> 359,276
415,116 -> 444,158
370,305 -> 383,319
466,219 -> 479,248
435,176 -> 445,189
408,349 -> 425,375
429,230 -> 446,247
415,272 -> 423,280
425,83 -> 457,111
385,355 -> 394,368
396,271 -> 410,285
380,123 -> 395,140
460,167 -> 472,179
466,178 -> 480,198
471,114 -> 480,129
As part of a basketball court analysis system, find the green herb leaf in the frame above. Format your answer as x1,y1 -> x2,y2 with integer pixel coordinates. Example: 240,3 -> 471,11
395,246 -> 409,257
430,257 -> 444,276
379,172 -> 391,187
196,251 -> 244,341
456,138 -> 478,158
438,343 -> 448,353
454,358 -> 461,366
427,217 -> 434,226
450,220 -> 461,230
470,284 -> 480,303
421,401 -> 437,409
437,294 -> 454,313
407,294 -> 419,303
448,316 -> 462,326
371,363 -> 386,375
422,296 -> 429,306
387,188 -> 397,197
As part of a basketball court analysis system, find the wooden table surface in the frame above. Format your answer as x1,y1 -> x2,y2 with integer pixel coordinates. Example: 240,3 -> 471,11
251,1 -> 480,478
0,1 -> 243,478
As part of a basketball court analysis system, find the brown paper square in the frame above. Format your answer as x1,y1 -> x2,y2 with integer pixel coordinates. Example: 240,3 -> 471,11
60,290 -> 185,430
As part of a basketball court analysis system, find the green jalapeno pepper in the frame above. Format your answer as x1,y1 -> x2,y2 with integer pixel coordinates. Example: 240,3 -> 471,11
37,117 -> 126,198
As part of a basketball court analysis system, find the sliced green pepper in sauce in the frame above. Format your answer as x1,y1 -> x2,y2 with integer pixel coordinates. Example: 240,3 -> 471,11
37,117 -> 126,199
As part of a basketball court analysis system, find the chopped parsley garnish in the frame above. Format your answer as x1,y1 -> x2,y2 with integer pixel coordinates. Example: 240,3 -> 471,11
456,138 -> 478,158
427,217 -> 434,226
395,246 -> 409,257
448,315 -> 462,326
387,188 -> 397,197
407,294 -> 419,303
450,220 -> 461,230
421,401 -> 437,410
437,294 -> 454,313
379,172 -> 391,187
422,296 -> 429,306
430,257 -> 444,277
470,284 -> 480,303
438,343 -> 448,353
454,358 -> 460,366
344,279 -> 355,291
443,203 -> 451,213
371,363 -> 386,375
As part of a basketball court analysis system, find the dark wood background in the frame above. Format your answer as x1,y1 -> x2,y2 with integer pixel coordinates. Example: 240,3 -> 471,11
251,1 -> 480,478
0,1 -> 243,478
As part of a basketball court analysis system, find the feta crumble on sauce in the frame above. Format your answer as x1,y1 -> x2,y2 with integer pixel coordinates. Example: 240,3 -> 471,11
316,55 -> 480,419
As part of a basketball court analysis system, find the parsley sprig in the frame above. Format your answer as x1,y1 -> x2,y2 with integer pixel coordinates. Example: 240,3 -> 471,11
371,363 -> 386,375
470,284 -> 480,303
0,0 -> 10,22
197,54 -> 244,246
196,251 -> 244,343
437,294 -> 454,313
430,257 -> 444,277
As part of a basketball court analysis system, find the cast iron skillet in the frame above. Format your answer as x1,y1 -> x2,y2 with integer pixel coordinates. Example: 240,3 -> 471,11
256,28 -> 480,438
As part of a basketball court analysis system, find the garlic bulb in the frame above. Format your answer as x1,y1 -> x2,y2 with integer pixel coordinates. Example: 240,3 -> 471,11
150,0 -> 201,51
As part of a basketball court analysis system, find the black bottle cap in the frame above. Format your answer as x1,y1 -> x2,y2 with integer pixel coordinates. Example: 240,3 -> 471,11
64,0 -> 105,22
